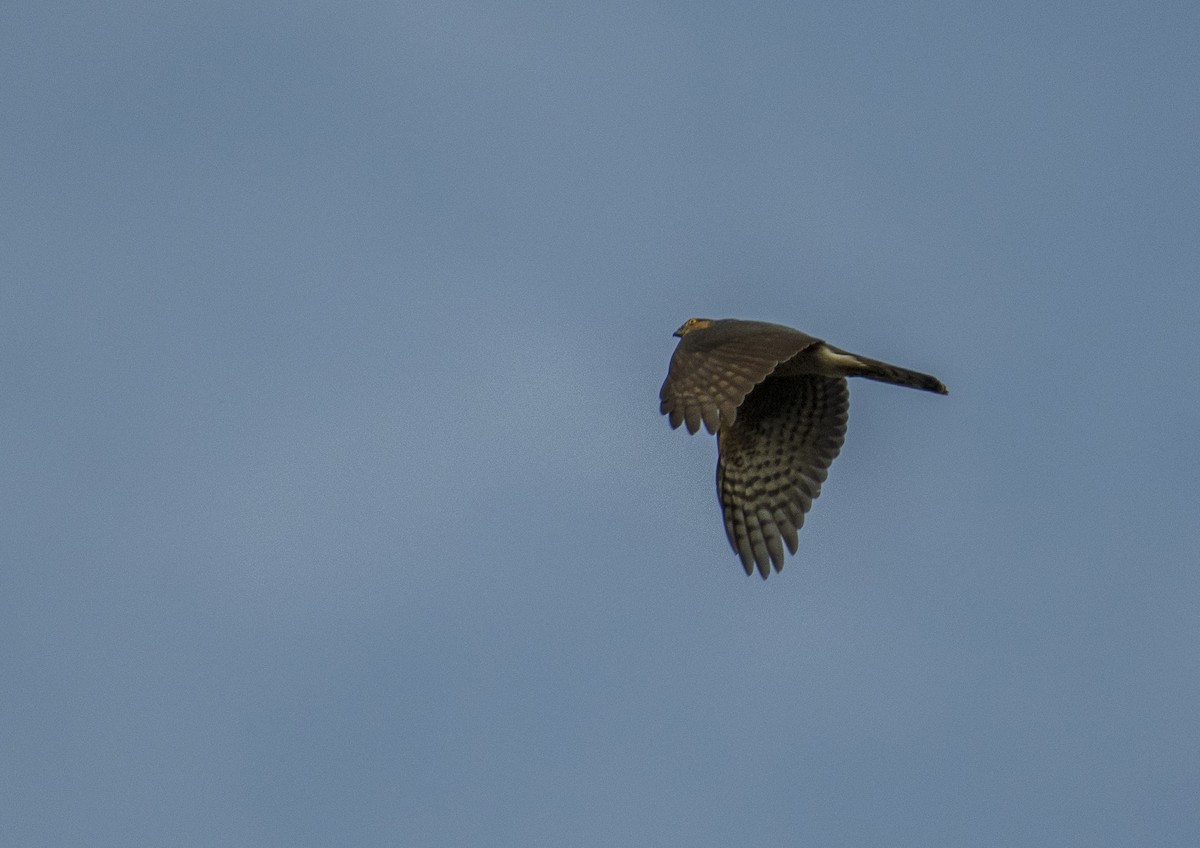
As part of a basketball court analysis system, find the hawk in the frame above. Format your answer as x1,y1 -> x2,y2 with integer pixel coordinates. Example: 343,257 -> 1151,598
660,318 -> 947,578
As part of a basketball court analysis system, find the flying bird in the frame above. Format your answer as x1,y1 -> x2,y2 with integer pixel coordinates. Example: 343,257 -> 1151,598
659,318 -> 947,578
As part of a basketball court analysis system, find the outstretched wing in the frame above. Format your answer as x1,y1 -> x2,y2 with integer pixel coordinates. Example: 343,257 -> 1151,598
659,320 -> 822,434
716,375 -> 849,578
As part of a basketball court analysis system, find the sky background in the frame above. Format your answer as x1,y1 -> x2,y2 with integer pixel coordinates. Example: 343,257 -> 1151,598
3,1 -> 1198,845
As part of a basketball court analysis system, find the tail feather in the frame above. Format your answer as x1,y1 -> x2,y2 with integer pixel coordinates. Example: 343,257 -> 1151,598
847,354 -> 948,395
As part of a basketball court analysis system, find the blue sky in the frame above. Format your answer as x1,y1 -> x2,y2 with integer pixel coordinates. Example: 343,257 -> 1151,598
3,1 -> 1198,845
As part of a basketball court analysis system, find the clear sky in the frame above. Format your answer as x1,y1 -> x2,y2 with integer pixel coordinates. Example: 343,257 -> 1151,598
3,1 -> 1198,845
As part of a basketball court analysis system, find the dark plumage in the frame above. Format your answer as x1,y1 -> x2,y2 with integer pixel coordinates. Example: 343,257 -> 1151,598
660,318 -> 947,578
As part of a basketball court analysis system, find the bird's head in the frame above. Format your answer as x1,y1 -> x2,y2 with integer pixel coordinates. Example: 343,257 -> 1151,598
673,318 -> 714,338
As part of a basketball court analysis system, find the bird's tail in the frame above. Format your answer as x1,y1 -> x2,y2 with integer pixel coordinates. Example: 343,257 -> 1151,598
840,351 -> 949,395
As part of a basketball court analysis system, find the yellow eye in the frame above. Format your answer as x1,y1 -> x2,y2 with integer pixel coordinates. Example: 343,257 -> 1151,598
674,317 -> 712,337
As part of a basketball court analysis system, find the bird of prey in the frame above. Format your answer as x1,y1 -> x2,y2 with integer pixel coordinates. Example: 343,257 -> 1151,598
659,317 -> 947,579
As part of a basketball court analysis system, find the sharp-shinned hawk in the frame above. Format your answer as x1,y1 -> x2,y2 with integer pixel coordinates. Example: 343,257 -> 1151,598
659,318 -> 948,579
